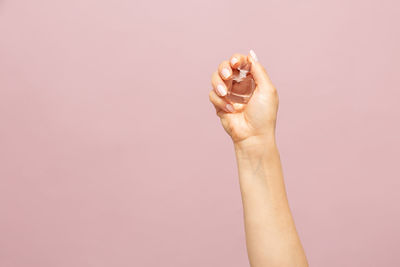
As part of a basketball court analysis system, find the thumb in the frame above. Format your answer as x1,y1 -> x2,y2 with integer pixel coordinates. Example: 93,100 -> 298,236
247,50 -> 273,90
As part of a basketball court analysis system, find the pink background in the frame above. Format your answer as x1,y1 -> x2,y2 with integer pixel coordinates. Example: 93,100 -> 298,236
1,0 -> 399,266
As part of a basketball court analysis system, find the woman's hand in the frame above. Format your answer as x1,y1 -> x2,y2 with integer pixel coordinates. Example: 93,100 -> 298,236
209,50 -> 279,145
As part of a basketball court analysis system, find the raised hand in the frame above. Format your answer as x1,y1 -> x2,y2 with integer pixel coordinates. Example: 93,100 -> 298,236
209,50 -> 279,144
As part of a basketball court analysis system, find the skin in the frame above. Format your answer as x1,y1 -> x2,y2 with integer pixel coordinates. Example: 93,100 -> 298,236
209,51 -> 309,267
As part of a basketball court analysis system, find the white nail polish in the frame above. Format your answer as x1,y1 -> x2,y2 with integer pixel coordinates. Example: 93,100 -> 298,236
231,57 -> 239,66
250,49 -> 258,62
221,68 -> 230,79
216,84 -> 227,96
226,104 -> 234,112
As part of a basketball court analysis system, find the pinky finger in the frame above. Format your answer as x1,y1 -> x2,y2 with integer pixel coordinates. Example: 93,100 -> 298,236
208,90 -> 235,113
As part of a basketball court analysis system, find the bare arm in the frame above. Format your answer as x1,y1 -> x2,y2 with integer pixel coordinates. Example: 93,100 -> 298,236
209,50 -> 308,267
235,137 -> 307,267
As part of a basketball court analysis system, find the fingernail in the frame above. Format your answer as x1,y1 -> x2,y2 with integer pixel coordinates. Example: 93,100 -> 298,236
216,84 -> 227,96
226,104 -> 234,112
231,57 -> 239,66
250,49 -> 258,62
221,68 -> 231,79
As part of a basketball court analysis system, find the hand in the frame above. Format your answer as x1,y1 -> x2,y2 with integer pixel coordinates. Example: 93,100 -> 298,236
209,50 -> 279,144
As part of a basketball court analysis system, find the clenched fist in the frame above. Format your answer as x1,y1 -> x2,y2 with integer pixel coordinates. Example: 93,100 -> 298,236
209,50 -> 279,144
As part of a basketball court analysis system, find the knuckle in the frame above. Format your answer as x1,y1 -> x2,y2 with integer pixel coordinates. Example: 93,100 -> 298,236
208,90 -> 216,102
211,71 -> 218,83
219,60 -> 228,69
208,90 -> 213,101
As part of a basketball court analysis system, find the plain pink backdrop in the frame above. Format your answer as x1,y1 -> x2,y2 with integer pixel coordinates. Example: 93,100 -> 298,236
1,0 -> 399,266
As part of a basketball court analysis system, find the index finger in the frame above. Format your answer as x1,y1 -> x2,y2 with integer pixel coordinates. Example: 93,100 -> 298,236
230,54 -> 249,70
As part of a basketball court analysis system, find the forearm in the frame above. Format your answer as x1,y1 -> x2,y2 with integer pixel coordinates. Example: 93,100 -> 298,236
234,135 -> 308,267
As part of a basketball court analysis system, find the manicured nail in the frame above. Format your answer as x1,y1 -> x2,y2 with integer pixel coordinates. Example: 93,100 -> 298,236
226,104 -> 234,112
231,57 -> 239,66
250,49 -> 258,62
221,68 -> 231,79
216,84 -> 227,96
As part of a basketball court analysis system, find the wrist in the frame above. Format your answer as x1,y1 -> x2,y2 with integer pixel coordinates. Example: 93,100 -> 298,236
233,134 -> 277,156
